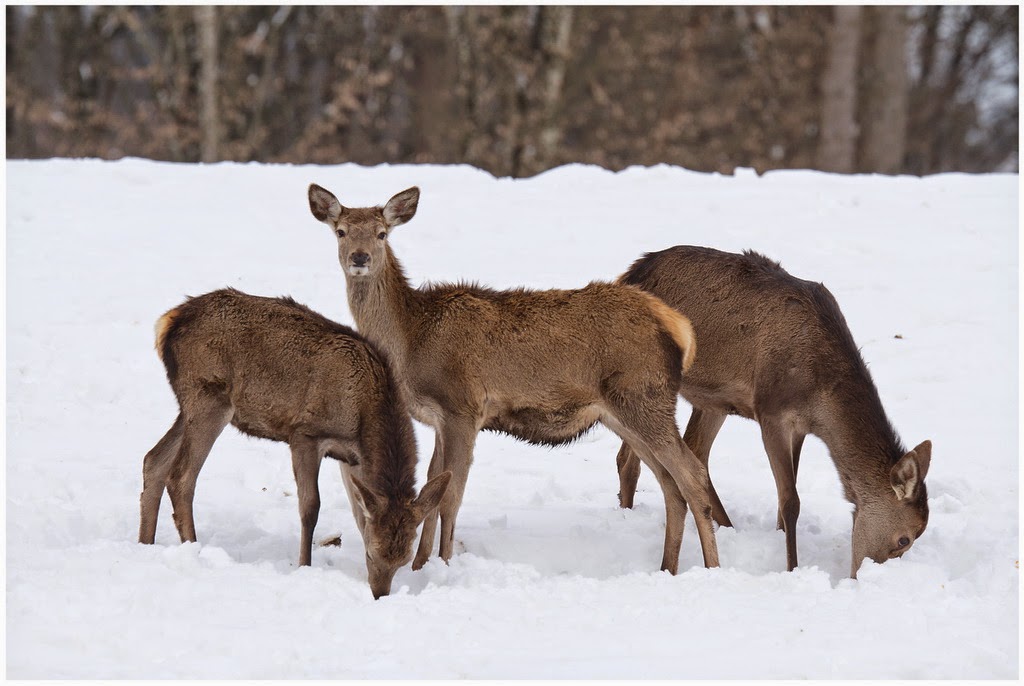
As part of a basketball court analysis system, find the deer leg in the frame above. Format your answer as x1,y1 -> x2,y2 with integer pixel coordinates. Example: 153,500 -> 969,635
139,413 -> 185,544
616,407 -> 730,525
290,435 -> 322,567
654,436 -> 720,569
623,432 -> 719,570
617,438 -> 690,572
604,404 -> 719,570
339,464 -> 366,539
652,463 -> 687,574
628,443 -> 688,574
615,442 -> 642,509
412,432 -> 444,570
436,417 -> 478,563
682,408 -> 731,527
761,422 -> 800,571
165,400 -> 232,544
777,433 -> 806,531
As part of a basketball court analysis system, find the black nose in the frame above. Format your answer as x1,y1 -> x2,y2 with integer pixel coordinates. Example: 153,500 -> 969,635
898,536 -> 910,548
351,252 -> 370,267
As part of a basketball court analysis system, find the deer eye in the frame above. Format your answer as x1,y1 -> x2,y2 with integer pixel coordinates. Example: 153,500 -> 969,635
898,536 -> 910,548
377,232 -> 386,240
336,229 -> 346,238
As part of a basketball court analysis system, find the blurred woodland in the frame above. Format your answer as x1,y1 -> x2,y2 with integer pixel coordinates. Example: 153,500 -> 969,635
6,5 -> 1019,176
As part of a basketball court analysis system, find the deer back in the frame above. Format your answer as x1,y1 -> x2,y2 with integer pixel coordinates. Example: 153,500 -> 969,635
622,246 -> 861,422
157,289 -> 404,459
400,281 -> 689,410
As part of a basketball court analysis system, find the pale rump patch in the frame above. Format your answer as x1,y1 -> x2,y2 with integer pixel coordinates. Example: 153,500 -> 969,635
153,307 -> 180,361
633,289 -> 697,372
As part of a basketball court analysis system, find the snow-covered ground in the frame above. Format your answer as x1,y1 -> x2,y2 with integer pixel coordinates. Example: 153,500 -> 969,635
5,159 -> 1018,678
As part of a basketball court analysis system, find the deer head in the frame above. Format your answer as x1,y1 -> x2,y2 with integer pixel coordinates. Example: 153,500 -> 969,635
308,184 -> 420,278
350,471 -> 451,599
851,439 -> 931,577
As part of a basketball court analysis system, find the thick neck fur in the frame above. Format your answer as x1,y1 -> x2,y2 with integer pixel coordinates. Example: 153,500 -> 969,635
345,245 -> 418,372
814,355 -> 906,506
358,357 -> 418,503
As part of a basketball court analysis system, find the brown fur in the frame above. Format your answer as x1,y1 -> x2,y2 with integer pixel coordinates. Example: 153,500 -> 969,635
308,184 -> 720,574
616,246 -> 932,577
633,289 -> 697,372
138,288 -> 451,598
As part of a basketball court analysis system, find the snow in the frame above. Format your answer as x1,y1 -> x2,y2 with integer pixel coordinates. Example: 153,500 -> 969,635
5,159 -> 1019,678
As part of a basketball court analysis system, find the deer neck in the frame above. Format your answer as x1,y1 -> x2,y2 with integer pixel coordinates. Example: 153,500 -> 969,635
345,245 -> 417,372
815,382 -> 905,505
357,375 -> 419,503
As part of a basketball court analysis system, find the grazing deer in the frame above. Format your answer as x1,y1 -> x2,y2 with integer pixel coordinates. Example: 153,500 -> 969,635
307,183 -> 720,574
138,288 -> 451,598
614,246 -> 931,577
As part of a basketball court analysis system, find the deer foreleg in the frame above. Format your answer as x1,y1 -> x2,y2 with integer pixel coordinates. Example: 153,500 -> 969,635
412,432 -> 445,570
761,422 -> 801,571
290,435 -> 322,567
436,417 -> 478,563
777,433 -> 806,531
615,442 -> 642,509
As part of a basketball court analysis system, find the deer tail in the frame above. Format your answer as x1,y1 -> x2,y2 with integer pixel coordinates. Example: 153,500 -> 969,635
154,307 -> 181,363
637,291 -> 696,372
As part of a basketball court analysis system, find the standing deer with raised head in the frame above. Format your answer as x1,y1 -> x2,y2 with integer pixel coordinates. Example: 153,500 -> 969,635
139,288 -> 451,598
614,246 -> 931,577
307,183 -> 720,573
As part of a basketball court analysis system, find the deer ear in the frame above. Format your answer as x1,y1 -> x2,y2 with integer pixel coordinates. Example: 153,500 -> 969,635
308,183 -> 345,224
412,471 -> 451,523
891,440 -> 930,500
350,475 -> 383,520
910,439 -> 931,480
383,187 -> 420,228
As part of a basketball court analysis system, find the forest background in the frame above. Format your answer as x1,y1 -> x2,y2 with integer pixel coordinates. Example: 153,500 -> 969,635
6,5 -> 1019,176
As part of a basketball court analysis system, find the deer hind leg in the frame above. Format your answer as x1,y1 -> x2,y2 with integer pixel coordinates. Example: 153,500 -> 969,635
165,398 -> 232,544
412,432 -> 445,570
604,403 -> 719,570
761,422 -> 801,571
777,433 -> 806,531
139,413 -> 186,544
289,435 -> 323,567
626,443 -> 688,574
624,430 -> 719,570
436,417 -> 478,564
653,436 -> 720,569
682,408 -> 730,527
616,407 -> 730,525
615,442 -> 642,509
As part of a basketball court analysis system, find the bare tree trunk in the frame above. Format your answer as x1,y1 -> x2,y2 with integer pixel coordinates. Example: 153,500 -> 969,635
445,6 -> 482,162
507,6 -> 538,178
246,6 -> 292,159
195,5 -> 219,163
534,5 -> 574,173
816,5 -> 861,172
860,6 -> 909,174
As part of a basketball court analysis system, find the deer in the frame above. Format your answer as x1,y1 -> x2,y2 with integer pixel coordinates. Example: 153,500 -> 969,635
612,246 -> 931,578
138,288 -> 452,599
307,183 -> 720,574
